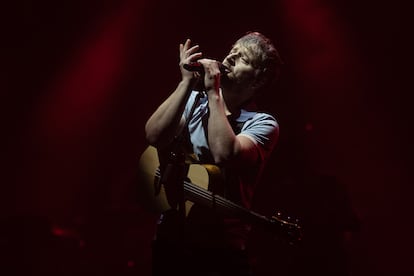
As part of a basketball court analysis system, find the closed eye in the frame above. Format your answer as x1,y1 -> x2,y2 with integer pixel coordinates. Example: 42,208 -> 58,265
241,57 -> 250,64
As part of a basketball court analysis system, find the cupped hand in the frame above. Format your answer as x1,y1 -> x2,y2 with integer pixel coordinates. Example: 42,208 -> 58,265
179,39 -> 202,81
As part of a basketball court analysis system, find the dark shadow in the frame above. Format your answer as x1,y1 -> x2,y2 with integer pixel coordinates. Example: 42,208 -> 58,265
249,170 -> 360,276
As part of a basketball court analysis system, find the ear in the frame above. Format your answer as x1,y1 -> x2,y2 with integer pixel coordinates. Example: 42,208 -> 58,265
251,68 -> 267,90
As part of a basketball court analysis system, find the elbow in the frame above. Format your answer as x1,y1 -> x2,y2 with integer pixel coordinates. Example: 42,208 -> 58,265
212,139 -> 259,168
144,122 -> 160,146
211,145 -> 239,166
212,155 -> 227,166
210,137 -> 243,165
145,123 -> 174,149
213,152 -> 240,167
145,132 -> 157,147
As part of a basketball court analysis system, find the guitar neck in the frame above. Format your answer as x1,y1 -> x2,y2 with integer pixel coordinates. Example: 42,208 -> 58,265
183,179 -> 302,242
184,180 -> 270,224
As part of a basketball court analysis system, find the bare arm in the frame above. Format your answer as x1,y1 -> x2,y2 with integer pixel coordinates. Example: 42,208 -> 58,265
208,91 -> 259,167
145,39 -> 202,149
198,59 -> 260,167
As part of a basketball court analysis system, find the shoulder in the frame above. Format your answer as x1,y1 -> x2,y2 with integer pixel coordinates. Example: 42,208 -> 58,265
239,111 -> 279,161
243,111 -> 279,131
239,111 -> 279,148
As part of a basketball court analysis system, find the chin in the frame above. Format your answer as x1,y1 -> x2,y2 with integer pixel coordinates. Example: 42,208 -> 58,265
221,74 -> 232,86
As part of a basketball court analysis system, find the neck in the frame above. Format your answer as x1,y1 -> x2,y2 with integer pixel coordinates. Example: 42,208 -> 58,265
222,91 -> 240,116
222,88 -> 256,116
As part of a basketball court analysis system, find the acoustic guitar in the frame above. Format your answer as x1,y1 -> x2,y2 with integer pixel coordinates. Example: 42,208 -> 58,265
137,146 -> 303,244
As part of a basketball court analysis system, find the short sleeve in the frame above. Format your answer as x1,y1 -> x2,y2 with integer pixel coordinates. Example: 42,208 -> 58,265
238,113 -> 279,162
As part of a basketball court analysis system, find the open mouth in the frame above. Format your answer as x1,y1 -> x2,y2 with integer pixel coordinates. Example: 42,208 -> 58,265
221,63 -> 231,74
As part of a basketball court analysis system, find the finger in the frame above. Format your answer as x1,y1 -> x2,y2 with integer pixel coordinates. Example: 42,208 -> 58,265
188,52 -> 203,61
183,38 -> 191,50
186,45 -> 200,54
197,58 -> 214,64
198,59 -> 220,74
197,59 -> 215,67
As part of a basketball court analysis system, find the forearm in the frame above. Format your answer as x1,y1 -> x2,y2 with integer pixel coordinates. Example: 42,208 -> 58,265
207,92 -> 241,164
145,79 -> 193,148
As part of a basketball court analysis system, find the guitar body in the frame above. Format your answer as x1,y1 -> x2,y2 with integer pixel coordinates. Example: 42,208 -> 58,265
137,146 -> 221,216
137,146 -> 169,213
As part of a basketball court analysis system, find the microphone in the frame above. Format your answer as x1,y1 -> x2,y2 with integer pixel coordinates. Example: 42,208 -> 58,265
184,62 -> 229,74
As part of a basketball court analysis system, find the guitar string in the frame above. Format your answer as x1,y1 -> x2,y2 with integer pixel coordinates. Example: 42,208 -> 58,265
155,170 -> 298,229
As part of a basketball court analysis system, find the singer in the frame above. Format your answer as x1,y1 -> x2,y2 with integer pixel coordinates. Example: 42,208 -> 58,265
144,31 -> 283,276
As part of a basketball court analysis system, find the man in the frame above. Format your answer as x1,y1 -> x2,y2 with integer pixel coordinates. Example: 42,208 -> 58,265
144,31 -> 283,276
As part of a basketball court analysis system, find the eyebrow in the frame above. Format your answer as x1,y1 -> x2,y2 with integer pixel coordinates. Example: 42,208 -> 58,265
230,46 -> 254,61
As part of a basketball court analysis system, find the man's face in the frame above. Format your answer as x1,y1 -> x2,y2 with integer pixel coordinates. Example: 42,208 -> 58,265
222,43 -> 259,88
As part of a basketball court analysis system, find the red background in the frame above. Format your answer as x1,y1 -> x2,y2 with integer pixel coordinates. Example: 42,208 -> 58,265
2,1 -> 409,275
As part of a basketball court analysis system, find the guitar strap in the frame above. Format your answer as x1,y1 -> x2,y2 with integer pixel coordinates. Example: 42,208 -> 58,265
156,91 -> 205,213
